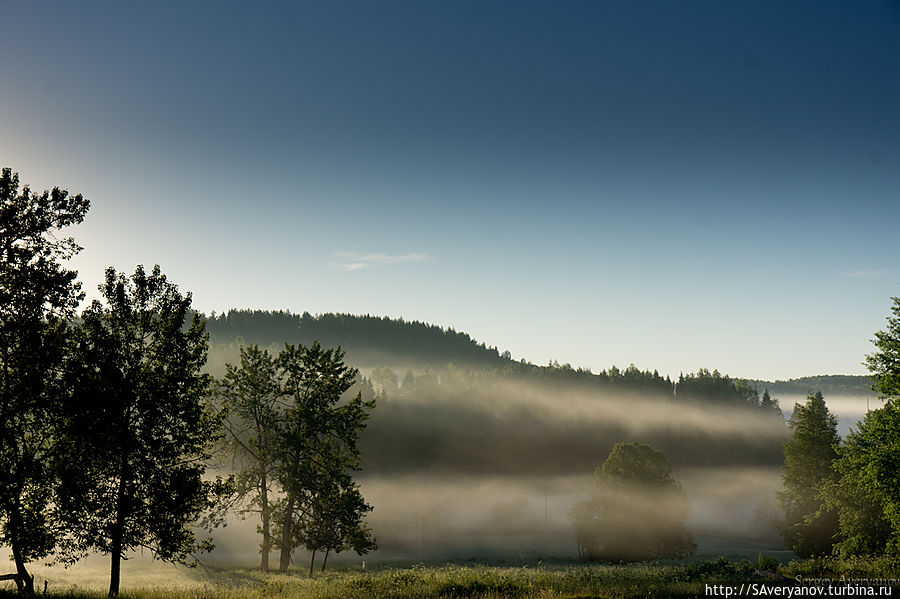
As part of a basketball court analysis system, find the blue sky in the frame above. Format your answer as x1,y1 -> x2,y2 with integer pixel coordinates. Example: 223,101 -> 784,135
3,1 -> 899,380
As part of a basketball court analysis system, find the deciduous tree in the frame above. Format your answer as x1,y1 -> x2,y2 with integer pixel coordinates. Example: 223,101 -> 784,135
570,442 -> 695,562
60,265 -> 230,597
0,167 -> 88,594
822,296 -> 900,556
218,344 -> 281,570
273,342 -> 375,572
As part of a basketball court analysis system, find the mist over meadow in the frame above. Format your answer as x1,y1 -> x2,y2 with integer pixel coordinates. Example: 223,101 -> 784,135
190,311 -> 831,566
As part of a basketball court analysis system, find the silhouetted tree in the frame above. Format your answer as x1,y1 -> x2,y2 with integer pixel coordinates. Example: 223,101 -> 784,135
60,266 -> 230,597
218,345 -> 281,570
776,391 -> 840,556
0,167 -> 89,594
273,342 -> 375,572
570,442 -> 695,562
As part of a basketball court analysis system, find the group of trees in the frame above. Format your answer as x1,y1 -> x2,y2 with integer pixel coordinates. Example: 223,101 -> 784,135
219,343 -> 375,575
779,296 -> 900,558
569,297 -> 900,563
0,169 -> 231,596
0,169 -> 375,596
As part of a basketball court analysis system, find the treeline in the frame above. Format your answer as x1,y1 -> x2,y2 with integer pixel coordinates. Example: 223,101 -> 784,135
748,375 -> 873,397
207,310 -> 785,414
206,310 -> 509,370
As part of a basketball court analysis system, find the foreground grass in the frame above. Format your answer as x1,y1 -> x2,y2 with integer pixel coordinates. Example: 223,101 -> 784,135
2,557 -> 898,599
0,559 -> 756,599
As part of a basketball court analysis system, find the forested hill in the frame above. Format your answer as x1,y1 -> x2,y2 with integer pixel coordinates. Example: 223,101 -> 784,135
203,309 -> 868,402
747,375 -> 873,397
204,310 -> 510,370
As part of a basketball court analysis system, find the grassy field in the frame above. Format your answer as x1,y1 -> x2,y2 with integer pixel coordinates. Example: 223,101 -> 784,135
3,556 -> 898,599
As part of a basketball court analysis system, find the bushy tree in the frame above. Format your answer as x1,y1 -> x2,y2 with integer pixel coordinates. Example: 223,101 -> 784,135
0,167 -> 89,594
823,400 -> 900,556
822,296 -> 900,556
60,266 -> 230,597
570,442 -> 695,562
776,391 -> 840,557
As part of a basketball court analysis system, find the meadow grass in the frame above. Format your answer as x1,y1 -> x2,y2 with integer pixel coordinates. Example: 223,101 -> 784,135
0,558 -> 756,599
2,557 -> 898,599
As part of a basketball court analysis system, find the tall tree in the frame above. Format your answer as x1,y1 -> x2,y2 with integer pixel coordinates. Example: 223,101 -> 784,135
60,265 -> 230,597
776,391 -> 840,557
273,342 -> 375,572
823,400 -> 900,556
570,442 -> 695,562
822,296 -> 900,556
218,344 -> 281,570
0,168 -> 89,594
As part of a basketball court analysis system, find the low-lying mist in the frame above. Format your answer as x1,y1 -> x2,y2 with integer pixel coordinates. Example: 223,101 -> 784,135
360,375 -> 787,476
3,354 -> 809,588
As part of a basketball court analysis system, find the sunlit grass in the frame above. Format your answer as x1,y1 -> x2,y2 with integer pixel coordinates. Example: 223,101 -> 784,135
0,559 -> 754,599
2,557 -> 898,599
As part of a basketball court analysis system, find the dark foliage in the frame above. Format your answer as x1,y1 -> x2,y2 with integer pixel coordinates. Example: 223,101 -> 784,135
0,167 -> 89,594
59,266 -> 230,597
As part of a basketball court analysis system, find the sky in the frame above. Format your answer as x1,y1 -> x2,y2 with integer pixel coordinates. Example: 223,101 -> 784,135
2,1 -> 899,381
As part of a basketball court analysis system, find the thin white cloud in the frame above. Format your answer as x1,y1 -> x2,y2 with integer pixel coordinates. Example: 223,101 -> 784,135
844,269 -> 891,280
332,251 -> 430,271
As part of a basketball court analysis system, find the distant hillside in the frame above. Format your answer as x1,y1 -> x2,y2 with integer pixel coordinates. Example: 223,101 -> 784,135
205,310 -> 788,472
204,310 -> 869,400
748,375 -> 873,397
204,310 -> 511,371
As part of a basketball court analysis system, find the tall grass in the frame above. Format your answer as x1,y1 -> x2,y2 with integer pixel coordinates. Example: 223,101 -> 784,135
2,557 -> 896,599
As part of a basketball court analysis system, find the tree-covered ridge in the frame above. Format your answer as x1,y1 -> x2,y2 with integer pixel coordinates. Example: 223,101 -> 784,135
205,310 -> 509,370
747,375 -> 873,397
205,311 -> 783,414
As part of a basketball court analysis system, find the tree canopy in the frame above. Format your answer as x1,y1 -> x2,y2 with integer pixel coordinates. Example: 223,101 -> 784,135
570,442 -> 695,562
822,295 -> 900,556
60,265 -> 230,597
0,167 -> 89,594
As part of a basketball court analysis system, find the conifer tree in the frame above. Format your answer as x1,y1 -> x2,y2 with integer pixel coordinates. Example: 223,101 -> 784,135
777,391 -> 840,556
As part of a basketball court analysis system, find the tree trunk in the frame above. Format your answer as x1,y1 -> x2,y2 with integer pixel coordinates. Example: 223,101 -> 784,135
278,493 -> 295,571
260,475 -> 270,571
321,548 -> 330,572
309,548 -> 316,577
109,456 -> 130,597
10,535 -> 34,595
109,548 -> 121,599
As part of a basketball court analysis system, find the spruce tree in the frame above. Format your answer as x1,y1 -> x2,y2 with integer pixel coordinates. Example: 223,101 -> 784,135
777,391 -> 840,556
